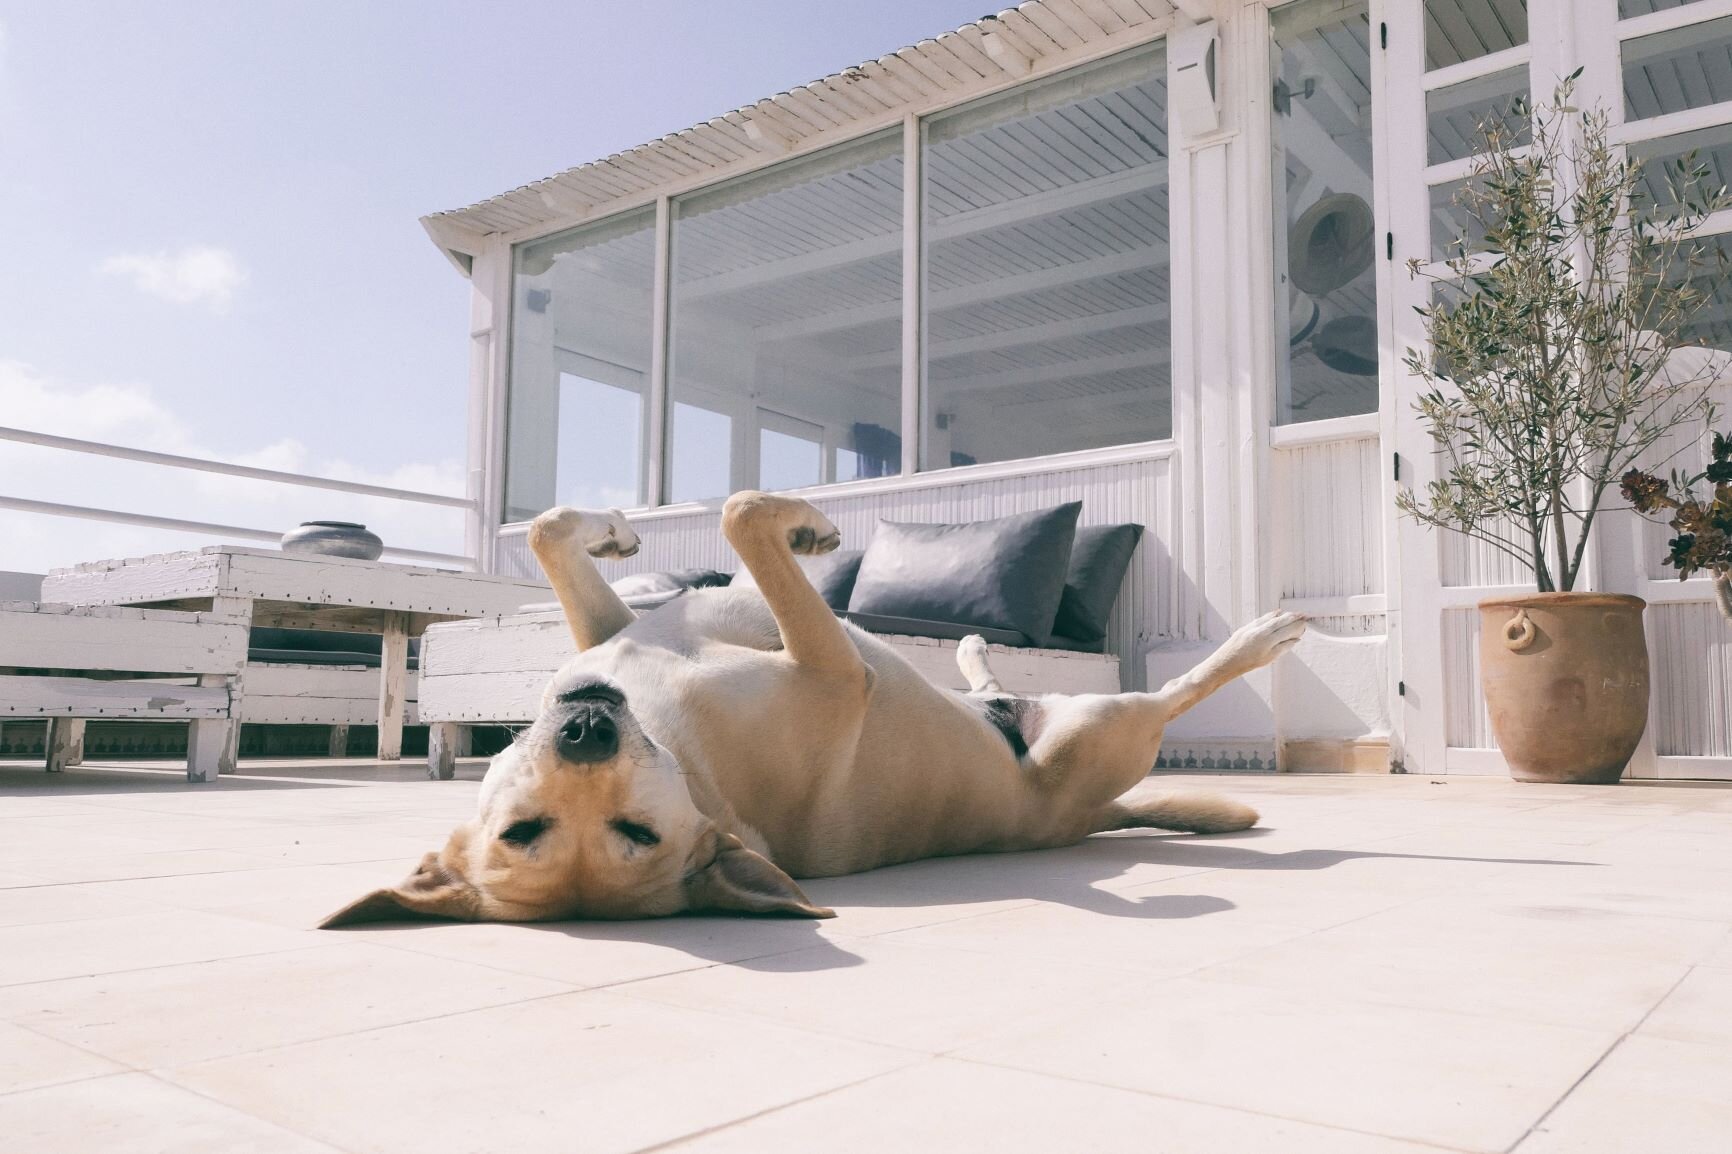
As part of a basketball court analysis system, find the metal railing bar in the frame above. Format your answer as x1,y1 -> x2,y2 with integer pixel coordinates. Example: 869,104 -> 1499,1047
0,495 -> 475,568
0,426 -> 475,509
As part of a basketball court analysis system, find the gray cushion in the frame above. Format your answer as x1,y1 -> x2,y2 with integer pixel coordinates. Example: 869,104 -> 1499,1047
1052,523 -> 1144,643
848,503 -> 1081,647
732,550 -> 863,612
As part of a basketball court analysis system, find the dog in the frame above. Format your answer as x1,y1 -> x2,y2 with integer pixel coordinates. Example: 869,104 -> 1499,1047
321,493 -> 1305,926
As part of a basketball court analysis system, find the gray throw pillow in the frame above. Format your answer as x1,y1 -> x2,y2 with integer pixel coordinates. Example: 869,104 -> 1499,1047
1052,523 -> 1144,643
732,550 -> 863,612
848,503 -> 1081,646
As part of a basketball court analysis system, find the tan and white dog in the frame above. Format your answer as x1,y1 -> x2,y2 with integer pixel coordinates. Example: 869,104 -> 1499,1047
322,493 -> 1305,926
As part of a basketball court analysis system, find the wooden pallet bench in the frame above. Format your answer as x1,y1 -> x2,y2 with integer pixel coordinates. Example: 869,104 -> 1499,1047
0,601 -> 249,782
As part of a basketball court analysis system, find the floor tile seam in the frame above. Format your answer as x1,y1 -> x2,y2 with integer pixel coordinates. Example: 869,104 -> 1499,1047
939,1054 -> 1486,1153
623,1064 -> 922,1154
0,942 -> 334,994
1500,963 -> 1700,1154
159,984 -> 592,1077
0,1066 -> 137,1102
1,1012 -> 149,1080
138,1069 -> 366,1154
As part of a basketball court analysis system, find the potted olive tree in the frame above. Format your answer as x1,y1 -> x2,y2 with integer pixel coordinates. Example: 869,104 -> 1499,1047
1401,75 -> 1729,784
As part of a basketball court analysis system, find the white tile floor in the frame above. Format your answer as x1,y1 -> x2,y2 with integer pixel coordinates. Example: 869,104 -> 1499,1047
2,759 -> 1729,1154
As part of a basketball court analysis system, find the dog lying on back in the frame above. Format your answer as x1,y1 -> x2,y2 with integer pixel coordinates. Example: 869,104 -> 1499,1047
323,493 -> 1303,925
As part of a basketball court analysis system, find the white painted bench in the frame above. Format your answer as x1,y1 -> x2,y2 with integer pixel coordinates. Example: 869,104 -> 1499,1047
416,608 -> 1121,779
240,662 -> 421,757
0,602 -> 249,782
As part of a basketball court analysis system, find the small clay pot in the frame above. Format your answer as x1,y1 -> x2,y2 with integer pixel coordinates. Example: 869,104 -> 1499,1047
1477,592 -> 1649,785
281,521 -> 384,561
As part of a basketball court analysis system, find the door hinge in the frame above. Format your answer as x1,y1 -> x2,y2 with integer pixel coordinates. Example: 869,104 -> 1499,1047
1386,232 -> 1394,260
1380,22 -> 1388,50
1398,680 -> 1407,697
1393,452 -> 1401,481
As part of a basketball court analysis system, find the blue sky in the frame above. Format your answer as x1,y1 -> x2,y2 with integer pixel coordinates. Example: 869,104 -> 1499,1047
0,1 -> 989,571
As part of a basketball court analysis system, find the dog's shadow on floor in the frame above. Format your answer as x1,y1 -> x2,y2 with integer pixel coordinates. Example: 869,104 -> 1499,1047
496,831 -> 1590,974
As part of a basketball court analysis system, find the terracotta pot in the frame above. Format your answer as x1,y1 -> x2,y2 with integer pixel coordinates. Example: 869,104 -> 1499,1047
1477,593 -> 1649,784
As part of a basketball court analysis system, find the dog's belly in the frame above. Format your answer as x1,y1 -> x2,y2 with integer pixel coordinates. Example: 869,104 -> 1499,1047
557,590 -> 1044,876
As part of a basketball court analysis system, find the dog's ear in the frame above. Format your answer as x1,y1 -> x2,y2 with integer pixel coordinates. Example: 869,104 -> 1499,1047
319,852 -> 481,928
684,832 -> 834,918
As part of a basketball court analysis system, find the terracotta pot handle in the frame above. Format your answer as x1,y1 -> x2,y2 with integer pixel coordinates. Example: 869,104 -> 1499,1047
1503,609 -> 1536,652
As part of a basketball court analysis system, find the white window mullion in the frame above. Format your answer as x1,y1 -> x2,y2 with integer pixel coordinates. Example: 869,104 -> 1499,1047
900,111 -> 922,477
646,194 -> 672,507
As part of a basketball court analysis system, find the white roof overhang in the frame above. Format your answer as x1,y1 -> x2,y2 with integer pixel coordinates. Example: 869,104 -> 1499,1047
420,0 -> 1180,275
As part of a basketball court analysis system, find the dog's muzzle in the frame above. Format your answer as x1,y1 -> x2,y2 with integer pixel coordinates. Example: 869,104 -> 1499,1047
556,703 -> 619,764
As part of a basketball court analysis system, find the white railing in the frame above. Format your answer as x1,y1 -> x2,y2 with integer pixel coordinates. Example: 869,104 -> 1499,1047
0,425 -> 477,568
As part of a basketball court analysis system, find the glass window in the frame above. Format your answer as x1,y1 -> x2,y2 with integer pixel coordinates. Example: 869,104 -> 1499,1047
1272,0 -> 1380,423
668,133 -> 903,503
1629,122 -> 1732,217
1425,0 -> 1527,72
758,412 -> 824,493
1426,66 -> 1530,166
1429,175 -> 1499,261
920,46 -> 1170,469
505,209 -> 654,523
1623,15 -> 1732,122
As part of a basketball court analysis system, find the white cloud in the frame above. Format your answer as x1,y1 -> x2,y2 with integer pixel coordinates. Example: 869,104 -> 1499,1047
0,361 -> 466,576
99,245 -> 248,311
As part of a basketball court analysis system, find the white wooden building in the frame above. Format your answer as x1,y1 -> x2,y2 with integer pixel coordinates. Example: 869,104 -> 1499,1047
421,0 -> 1732,780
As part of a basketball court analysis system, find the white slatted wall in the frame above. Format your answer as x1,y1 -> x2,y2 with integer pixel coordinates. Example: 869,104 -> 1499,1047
1442,607 -> 1494,750
1650,600 -> 1732,759
1270,437 -> 1383,599
495,451 -> 1176,690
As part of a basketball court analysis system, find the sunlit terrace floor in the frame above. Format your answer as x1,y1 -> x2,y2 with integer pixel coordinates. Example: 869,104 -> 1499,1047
1,761 -> 1729,1154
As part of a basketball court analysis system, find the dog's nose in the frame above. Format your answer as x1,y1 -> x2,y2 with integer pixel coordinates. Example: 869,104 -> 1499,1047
558,709 -> 618,764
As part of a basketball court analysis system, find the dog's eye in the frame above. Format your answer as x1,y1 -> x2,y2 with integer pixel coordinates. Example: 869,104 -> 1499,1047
500,817 -> 549,846
611,819 -> 660,848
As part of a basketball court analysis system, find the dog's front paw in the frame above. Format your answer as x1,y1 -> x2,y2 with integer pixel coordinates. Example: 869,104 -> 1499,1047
1227,610 -> 1306,667
723,492 -> 840,555
587,509 -> 641,559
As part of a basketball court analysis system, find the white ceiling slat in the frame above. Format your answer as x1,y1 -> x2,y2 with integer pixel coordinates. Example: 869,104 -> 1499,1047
1101,0 -> 1157,25
1043,0 -> 1110,43
764,94 -> 825,138
900,43 -> 965,91
782,86 -> 846,129
856,59 -> 925,105
999,8 -> 1065,55
1071,0 -> 1131,35
1022,1 -> 1090,49
934,31 -> 996,80
878,50 -> 946,99
836,66 -> 903,111
1121,0 -> 1174,27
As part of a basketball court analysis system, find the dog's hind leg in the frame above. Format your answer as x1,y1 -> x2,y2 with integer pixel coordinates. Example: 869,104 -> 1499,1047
1090,789 -> 1260,835
721,491 -> 866,680
957,635 -> 1005,695
1016,612 -> 1305,810
526,507 -> 642,652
